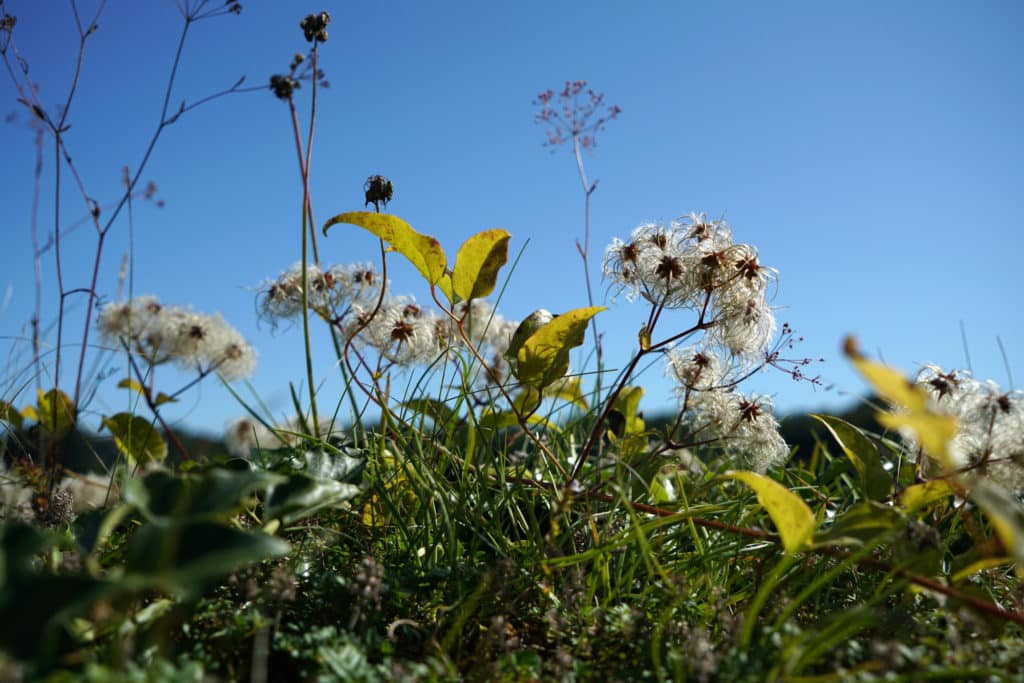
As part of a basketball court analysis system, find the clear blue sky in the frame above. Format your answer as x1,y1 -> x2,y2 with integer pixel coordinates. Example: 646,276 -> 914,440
2,1 -> 1022,438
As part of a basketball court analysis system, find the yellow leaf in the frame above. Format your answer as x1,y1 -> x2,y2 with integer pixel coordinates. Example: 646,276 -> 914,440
452,229 -> 511,301
515,306 -> 605,388
33,389 -> 77,439
845,339 -> 957,469
877,412 -> 958,470
436,271 -> 455,303
724,471 -> 816,554
0,400 -> 24,430
101,412 -> 168,466
117,377 -> 147,396
322,212 -> 447,286
897,479 -> 956,513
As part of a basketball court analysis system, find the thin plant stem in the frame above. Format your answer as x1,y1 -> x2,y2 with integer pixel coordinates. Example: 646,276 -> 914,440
572,134 -> 603,390
291,41 -> 326,438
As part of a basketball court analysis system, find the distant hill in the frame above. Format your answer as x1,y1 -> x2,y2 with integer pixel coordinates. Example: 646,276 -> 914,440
3,399 -> 885,473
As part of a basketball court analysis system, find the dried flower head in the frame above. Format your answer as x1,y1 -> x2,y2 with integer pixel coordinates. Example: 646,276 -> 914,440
300,11 -> 330,42
914,365 -> 1024,489
97,297 -> 256,380
364,174 -> 394,211
270,74 -> 299,100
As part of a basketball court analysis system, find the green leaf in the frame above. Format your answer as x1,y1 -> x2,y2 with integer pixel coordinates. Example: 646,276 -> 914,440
0,522 -> 62,584
124,521 -> 289,594
650,471 -> 677,504
101,413 -> 168,466
287,448 -> 366,483
124,466 -> 285,522
723,471 -> 816,554
322,212 -> 447,286
812,414 -> 891,501
403,398 -> 458,431
0,400 -> 24,430
813,501 -> 904,547
514,306 -> 605,388
0,572 -> 116,662
264,473 -> 361,524
541,376 -> 589,411
24,388 -> 76,438
452,228 -> 511,301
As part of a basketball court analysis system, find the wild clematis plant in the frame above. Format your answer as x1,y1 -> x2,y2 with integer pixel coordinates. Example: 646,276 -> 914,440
591,212 -> 793,475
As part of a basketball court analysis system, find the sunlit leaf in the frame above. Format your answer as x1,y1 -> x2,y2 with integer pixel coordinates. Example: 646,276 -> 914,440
971,480 -> 1024,579
404,398 -> 457,430
322,211 -> 447,285
813,415 -> 891,501
542,376 -> 589,411
452,228 -> 511,301
877,411 -> 958,469
264,473 -> 361,524
724,471 -> 816,554
117,377 -> 146,397
436,271 -> 456,303
845,341 -> 957,468
24,389 -> 76,439
0,400 -> 23,430
101,413 -> 168,466
289,448 -> 366,483
650,471 -> 678,504
153,392 -> 177,407
610,386 -> 645,437
514,306 -> 604,388
898,479 -> 956,514
846,339 -> 1024,576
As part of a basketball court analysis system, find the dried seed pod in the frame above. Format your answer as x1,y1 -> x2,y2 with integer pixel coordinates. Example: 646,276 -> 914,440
364,175 -> 394,211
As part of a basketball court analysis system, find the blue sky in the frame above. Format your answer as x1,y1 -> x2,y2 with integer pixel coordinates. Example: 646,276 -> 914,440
2,1 -> 1021,438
